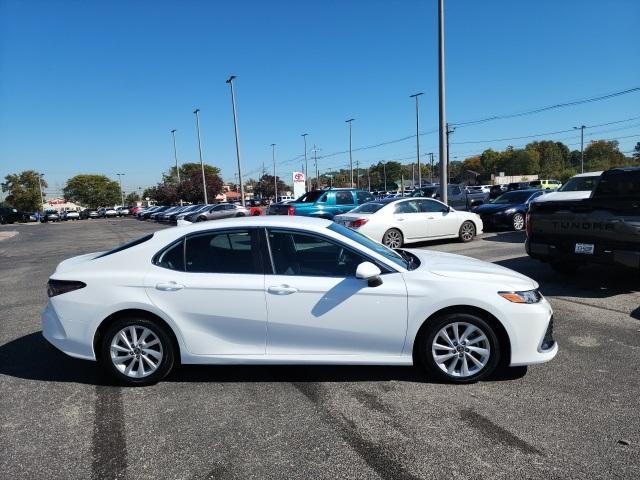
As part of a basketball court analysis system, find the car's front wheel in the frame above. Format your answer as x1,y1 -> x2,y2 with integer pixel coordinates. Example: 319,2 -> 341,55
458,221 -> 476,243
512,213 -> 525,231
382,228 -> 403,248
419,313 -> 500,383
100,317 -> 175,386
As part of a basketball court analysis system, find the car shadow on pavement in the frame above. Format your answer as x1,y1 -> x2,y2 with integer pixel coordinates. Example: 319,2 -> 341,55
495,256 -> 640,299
481,231 -> 526,243
0,332 -> 526,385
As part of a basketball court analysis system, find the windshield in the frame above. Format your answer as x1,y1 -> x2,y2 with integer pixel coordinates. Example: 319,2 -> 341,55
491,191 -> 533,204
328,223 -> 409,269
558,176 -> 599,192
411,187 -> 437,197
351,202 -> 385,213
295,191 -> 325,203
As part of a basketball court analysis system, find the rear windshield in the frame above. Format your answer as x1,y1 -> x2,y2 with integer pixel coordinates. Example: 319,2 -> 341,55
295,191 -> 325,203
351,202 -> 385,213
492,191 -> 533,204
95,234 -> 154,259
594,170 -> 640,199
558,176 -> 599,192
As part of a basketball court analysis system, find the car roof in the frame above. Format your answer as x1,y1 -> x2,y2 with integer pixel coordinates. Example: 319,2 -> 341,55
572,171 -> 603,177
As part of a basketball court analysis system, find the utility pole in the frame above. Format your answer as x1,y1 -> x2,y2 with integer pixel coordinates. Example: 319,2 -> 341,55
355,159 -> 360,188
116,173 -> 125,207
438,0 -> 448,204
367,167 -> 371,191
271,143 -> 277,201
38,173 -> 45,210
382,161 -> 387,192
429,152 -> 435,183
574,125 -> 586,173
226,76 -> 245,206
193,108 -> 208,204
412,163 -> 415,188
301,133 -> 309,191
410,92 -> 424,187
346,118 -> 355,187
170,129 -> 182,205
312,145 -> 320,189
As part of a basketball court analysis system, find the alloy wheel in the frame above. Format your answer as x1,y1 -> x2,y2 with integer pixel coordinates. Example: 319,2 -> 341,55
110,325 -> 164,378
431,321 -> 491,378
460,222 -> 475,242
512,213 -> 524,231
383,230 -> 402,248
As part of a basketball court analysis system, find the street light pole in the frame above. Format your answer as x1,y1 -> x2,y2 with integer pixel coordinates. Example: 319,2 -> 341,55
438,0 -> 448,204
356,159 -> 360,188
346,118 -> 355,187
429,152 -> 435,183
574,125 -> 586,173
410,92 -> 424,187
271,144 -> 277,201
312,145 -> 319,189
38,173 -> 44,210
170,129 -> 183,206
367,167 -> 371,191
226,76 -> 245,206
382,161 -> 387,192
193,109 -> 208,204
116,173 -> 125,206
302,133 -> 309,191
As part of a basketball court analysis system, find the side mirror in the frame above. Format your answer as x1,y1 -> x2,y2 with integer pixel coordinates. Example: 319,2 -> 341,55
355,261 -> 383,287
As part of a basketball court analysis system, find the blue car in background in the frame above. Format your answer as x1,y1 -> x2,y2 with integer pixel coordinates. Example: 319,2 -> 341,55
472,189 -> 545,231
267,188 -> 374,220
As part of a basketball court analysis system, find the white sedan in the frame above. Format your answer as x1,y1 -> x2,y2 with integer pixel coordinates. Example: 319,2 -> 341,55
334,197 -> 483,248
42,216 -> 556,386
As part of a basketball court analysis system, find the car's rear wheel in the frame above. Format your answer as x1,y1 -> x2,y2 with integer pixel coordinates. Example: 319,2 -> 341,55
458,221 -> 476,243
512,213 -> 525,231
382,228 -> 403,248
235,212 -> 245,217
196,216 -> 207,222
100,317 -> 175,386
419,313 -> 500,383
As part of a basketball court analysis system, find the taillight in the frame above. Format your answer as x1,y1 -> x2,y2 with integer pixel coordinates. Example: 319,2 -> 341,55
287,206 -> 295,215
47,279 -> 86,298
525,213 -> 532,236
348,218 -> 369,228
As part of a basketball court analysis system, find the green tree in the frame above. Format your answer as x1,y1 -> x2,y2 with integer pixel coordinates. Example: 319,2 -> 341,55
63,174 -> 120,208
165,163 -> 221,184
480,149 -> 500,174
584,140 -> 626,171
632,142 -> 640,162
526,141 -> 567,178
253,174 -> 288,198
125,192 -> 140,205
3,170 -> 46,212
177,171 -> 224,204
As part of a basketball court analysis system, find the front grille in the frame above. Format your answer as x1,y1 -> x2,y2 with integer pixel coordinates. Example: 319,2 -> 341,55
541,316 -> 555,350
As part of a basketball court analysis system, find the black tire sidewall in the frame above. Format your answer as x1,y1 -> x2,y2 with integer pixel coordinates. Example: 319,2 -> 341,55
100,317 -> 175,386
420,313 -> 500,383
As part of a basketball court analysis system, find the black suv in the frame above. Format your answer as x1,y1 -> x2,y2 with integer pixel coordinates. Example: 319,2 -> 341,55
0,207 -> 21,224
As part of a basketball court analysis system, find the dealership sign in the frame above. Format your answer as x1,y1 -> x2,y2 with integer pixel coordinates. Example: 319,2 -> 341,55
292,171 -> 306,198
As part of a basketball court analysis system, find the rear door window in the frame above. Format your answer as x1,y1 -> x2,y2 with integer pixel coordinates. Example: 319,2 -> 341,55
185,229 -> 262,274
335,191 -> 355,205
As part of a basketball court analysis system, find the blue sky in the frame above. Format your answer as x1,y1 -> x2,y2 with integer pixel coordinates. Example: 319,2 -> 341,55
1,0 -> 638,197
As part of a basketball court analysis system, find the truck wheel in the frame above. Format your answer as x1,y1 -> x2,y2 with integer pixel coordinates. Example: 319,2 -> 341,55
512,213 -> 525,231
550,261 -> 578,275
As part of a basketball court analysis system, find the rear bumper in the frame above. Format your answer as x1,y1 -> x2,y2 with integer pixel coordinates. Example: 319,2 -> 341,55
527,240 -> 640,269
41,302 -> 96,360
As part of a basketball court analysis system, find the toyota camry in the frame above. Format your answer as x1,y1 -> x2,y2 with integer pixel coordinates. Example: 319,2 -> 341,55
42,216 -> 557,386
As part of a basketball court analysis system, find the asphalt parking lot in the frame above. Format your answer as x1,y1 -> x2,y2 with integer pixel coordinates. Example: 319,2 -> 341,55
1,219 -> 638,479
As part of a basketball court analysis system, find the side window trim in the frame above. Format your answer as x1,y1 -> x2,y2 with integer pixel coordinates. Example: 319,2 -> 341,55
264,228 -> 394,277
152,237 -> 186,271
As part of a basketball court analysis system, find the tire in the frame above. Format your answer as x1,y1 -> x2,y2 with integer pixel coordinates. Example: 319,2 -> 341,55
100,316 -> 175,386
382,228 -> 403,248
419,312 -> 500,384
512,213 -> 525,231
196,216 -> 207,222
235,213 -> 245,217
458,221 -> 476,243
0,216 -> 5,225
550,261 -> 578,275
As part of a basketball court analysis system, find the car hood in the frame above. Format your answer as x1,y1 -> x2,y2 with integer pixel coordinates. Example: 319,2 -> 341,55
532,191 -> 591,202
472,203 -> 518,214
406,248 -> 537,290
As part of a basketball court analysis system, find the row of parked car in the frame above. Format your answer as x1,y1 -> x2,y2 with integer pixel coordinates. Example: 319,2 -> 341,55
134,202 -> 262,225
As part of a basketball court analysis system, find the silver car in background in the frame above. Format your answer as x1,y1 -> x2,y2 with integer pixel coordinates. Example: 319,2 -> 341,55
187,203 -> 249,223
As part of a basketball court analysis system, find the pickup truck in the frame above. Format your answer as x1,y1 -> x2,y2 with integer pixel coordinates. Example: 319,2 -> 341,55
267,188 -> 374,219
526,166 -> 640,272
411,184 -> 489,211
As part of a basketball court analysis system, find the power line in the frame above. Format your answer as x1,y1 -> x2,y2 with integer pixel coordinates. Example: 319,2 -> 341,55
450,87 -> 640,128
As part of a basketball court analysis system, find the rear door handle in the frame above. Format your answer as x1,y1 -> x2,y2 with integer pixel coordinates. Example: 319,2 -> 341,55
156,282 -> 185,291
268,285 -> 298,295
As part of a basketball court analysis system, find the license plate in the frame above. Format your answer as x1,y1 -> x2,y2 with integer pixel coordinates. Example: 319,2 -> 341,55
575,243 -> 594,254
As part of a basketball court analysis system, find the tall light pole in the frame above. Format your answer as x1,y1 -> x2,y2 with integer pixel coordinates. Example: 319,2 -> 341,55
271,143 -> 277,201
312,145 -> 320,189
116,173 -> 125,206
438,0 -> 448,204
410,92 -> 424,187
382,161 -> 387,192
170,129 -> 182,205
429,152 -> 435,183
226,75 -> 245,206
367,167 -> 371,191
302,133 -> 309,191
574,125 -> 586,173
38,173 -> 45,210
346,118 -> 355,187
193,108 -> 208,204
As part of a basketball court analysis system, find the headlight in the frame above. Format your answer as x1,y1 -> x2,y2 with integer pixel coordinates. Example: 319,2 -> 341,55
498,289 -> 542,304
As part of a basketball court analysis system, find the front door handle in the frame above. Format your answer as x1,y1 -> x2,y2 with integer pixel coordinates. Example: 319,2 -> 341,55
156,281 -> 185,291
268,285 -> 298,295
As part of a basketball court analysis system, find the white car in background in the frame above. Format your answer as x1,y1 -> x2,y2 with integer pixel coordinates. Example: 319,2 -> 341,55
532,171 -> 602,203
334,197 -> 483,248
42,216 -> 556,386
62,210 -> 80,221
